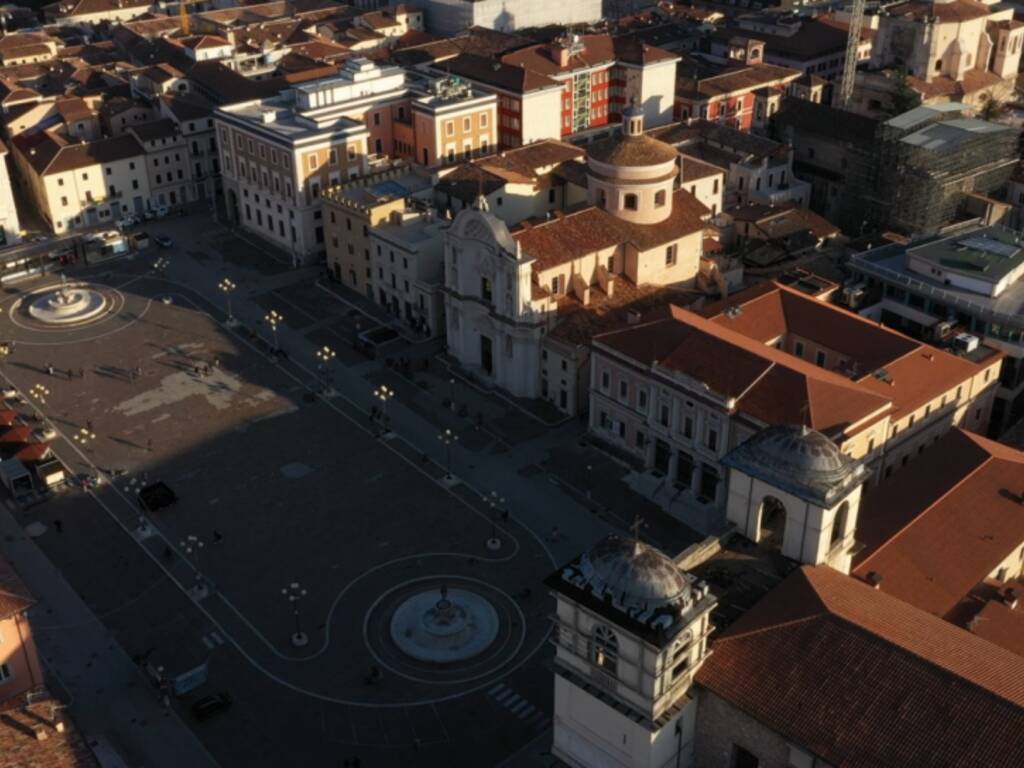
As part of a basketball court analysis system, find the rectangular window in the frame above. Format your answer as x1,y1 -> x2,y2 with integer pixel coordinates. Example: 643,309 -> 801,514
665,244 -> 677,266
329,149 -> 338,165
601,371 -> 610,391
706,427 -> 718,452
619,381 -> 628,400
638,390 -> 647,411
794,341 -> 804,357
480,112 -> 488,128
0,663 -> 10,682
446,120 -> 454,137
308,154 -> 318,170
815,350 -> 826,367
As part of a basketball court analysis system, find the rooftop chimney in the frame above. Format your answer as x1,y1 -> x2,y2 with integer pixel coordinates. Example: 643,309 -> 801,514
866,571 -> 883,589
1005,588 -> 1020,610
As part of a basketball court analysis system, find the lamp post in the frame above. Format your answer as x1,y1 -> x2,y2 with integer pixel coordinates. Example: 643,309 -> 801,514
179,533 -> 207,599
264,309 -> 283,353
29,384 -> 49,404
281,581 -> 308,647
448,377 -> 456,411
315,345 -> 335,394
218,277 -> 237,324
152,256 -> 169,274
485,490 -> 504,550
373,384 -> 394,434
437,428 -> 458,481
72,426 -> 95,451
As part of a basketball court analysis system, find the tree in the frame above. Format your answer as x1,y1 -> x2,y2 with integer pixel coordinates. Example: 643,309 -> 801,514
979,92 -> 1006,122
886,67 -> 922,116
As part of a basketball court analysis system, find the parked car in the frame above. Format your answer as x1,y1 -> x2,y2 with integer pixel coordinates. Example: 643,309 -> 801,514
191,692 -> 232,722
117,215 -> 138,230
155,234 -> 173,248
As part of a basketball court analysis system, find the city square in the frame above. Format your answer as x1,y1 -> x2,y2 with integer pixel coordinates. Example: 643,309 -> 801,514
0,221 -> 611,766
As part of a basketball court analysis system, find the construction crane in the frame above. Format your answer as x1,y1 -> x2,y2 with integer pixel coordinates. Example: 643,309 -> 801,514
836,0 -> 866,109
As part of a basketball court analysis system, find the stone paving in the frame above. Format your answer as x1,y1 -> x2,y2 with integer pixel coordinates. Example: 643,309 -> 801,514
0,210 -> 695,767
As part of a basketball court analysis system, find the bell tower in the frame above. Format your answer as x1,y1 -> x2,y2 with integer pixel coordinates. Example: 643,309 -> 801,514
546,533 -> 717,768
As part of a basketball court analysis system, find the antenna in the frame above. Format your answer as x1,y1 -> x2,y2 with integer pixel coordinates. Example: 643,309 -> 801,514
630,514 -> 644,544
799,402 -> 811,432
836,0 -> 866,109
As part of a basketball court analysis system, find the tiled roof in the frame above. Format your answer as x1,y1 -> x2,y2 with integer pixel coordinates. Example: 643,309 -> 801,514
434,53 -> 561,93
696,566 -> 1024,767
853,429 -> 1024,618
513,189 -> 708,271
679,63 -> 801,100
129,117 -> 179,142
0,699 -> 98,768
680,154 -> 725,182
887,0 -> 992,22
13,131 -> 145,176
0,558 -> 32,620
587,132 -> 679,167
596,303 -> 891,436
45,0 -> 151,17
501,34 -> 676,77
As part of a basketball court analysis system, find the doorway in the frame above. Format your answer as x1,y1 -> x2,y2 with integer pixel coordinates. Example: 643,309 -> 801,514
480,335 -> 493,376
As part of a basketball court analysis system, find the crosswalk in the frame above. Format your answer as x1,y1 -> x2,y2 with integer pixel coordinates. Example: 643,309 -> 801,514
200,631 -> 226,650
487,682 -> 550,730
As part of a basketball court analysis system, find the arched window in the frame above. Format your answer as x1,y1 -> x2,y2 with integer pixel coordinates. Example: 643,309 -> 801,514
624,193 -> 638,211
654,189 -> 666,207
831,501 -> 849,547
592,625 -> 619,675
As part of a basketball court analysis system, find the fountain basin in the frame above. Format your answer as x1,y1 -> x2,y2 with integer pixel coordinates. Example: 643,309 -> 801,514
27,283 -> 108,326
389,586 -> 499,664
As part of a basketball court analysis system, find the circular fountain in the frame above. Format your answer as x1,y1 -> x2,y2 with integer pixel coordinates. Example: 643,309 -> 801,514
27,275 -> 109,326
389,584 -> 499,664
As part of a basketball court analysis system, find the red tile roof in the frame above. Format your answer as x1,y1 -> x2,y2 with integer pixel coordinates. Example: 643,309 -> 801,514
501,33 -> 676,78
854,429 -> 1024,618
696,565 -> 1024,768
0,557 -> 33,620
513,189 -> 707,271
0,700 -> 98,768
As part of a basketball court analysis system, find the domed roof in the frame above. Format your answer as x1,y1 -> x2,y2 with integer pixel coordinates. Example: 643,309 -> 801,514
723,425 -> 865,506
578,535 -> 690,610
587,133 -> 679,168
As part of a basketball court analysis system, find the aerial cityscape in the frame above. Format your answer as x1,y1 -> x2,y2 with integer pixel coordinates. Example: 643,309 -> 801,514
0,0 -> 1022,766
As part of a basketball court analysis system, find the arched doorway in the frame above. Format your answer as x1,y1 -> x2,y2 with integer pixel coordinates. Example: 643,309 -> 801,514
830,501 -> 850,549
758,496 -> 787,550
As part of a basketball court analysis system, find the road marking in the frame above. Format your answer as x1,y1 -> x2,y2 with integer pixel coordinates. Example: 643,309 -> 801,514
517,704 -> 536,719
487,682 -> 506,696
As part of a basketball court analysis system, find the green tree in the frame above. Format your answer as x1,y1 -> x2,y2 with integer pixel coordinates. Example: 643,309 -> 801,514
886,67 -> 922,116
979,92 -> 1006,121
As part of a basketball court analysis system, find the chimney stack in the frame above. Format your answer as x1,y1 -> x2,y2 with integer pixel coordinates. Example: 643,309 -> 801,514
1004,588 -> 1020,610
866,571 -> 883,589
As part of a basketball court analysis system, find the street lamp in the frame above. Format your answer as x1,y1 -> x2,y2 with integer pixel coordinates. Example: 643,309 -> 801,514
179,533 -> 207,599
264,309 -> 283,353
72,426 -> 95,450
437,428 -> 458,481
448,377 -> 456,411
315,345 -> 335,393
373,384 -> 394,433
29,384 -> 49,404
281,581 -> 308,647
152,256 -> 169,273
485,490 -> 505,551
218,277 -> 237,323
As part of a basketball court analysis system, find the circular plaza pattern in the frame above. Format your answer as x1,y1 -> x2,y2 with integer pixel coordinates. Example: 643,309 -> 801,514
365,575 -> 526,685
13,279 -> 122,331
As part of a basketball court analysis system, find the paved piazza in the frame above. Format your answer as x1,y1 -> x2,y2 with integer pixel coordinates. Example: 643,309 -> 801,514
0,237 -> 571,766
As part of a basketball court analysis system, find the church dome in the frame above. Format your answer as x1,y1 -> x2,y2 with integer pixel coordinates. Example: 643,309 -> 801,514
723,425 -> 864,506
578,535 -> 690,610
587,132 -> 679,168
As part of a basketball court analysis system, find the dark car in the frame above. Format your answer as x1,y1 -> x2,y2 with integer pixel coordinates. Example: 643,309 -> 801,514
155,234 -> 173,248
191,692 -> 232,722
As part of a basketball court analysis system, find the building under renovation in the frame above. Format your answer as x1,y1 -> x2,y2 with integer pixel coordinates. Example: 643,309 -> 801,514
773,99 -> 1019,236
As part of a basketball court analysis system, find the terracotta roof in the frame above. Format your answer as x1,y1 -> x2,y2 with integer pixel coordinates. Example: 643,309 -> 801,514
14,442 -> 51,463
514,189 -> 708,271
679,63 -> 801,100
853,429 -> 1024,619
501,34 -> 676,77
159,93 -> 212,122
0,699 -> 98,768
55,96 -> 94,123
596,303 -> 891,436
696,566 -> 1024,767
886,0 -> 992,22
680,154 -> 725,182
434,53 -> 561,94
13,131 -> 145,176
967,585 -> 1024,655
45,0 -> 151,17
129,117 -> 178,142
0,557 -> 33,620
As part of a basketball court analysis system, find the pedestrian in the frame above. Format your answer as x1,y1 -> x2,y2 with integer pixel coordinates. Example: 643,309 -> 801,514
213,357 -> 221,368
54,519 -> 63,534
86,420 -> 93,432
78,367 -> 84,379
135,366 -> 142,378
66,368 -> 73,380
46,364 -> 54,376
213,530 -> 223,543
204,364 -> 211,377
194,365 -> 200,376
146,438 -> 153,453
128,368 -> 135,383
